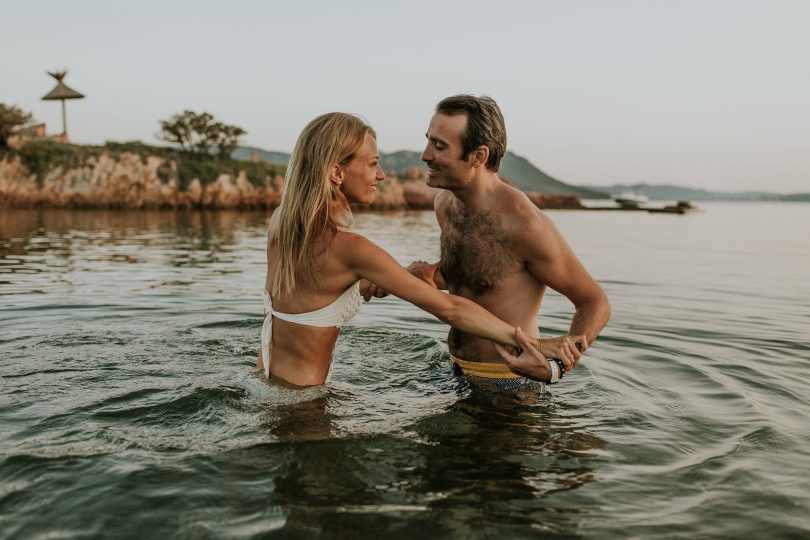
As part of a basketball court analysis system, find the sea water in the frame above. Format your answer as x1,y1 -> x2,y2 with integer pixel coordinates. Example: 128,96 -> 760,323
1,204 -> 809,538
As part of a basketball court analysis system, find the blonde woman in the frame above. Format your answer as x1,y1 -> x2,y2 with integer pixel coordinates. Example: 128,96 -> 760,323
259,113 -> 576,388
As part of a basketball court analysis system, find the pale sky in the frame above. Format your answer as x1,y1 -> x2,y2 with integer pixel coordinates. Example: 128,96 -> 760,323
2,0 -> 808,193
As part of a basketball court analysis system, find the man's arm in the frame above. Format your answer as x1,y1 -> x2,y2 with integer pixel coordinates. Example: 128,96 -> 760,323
494,327 -> 574,382
359,279 -> 389,301
519,209 -> 611,354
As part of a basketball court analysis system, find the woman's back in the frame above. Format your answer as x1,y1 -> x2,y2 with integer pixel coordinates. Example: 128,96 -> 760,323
261,231 -> 360,386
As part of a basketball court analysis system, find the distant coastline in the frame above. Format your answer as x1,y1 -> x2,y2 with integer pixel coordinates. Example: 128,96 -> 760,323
238,146 -> 809,203
3,140 -> 804,210
580,183 -> 810,202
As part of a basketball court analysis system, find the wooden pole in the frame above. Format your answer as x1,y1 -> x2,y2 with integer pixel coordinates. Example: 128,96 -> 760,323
61,99 -> 67,139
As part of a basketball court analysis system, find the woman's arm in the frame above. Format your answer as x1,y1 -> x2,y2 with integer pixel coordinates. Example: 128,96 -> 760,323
341,234 -> 519,348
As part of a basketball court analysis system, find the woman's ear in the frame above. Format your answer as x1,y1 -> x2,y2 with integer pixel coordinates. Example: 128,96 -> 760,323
329,163 -> 344,187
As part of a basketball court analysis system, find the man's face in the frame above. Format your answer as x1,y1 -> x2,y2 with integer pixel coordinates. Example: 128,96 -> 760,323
421,113 -> 474,189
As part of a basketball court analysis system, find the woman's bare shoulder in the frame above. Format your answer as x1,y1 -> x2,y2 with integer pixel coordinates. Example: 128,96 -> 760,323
333,230 -> 376,259
332,230 -> 398,275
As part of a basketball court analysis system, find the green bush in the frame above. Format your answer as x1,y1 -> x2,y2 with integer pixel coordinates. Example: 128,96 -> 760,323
17,140 -> 102,187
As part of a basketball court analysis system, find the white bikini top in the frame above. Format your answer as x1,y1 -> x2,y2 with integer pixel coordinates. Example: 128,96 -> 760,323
260,282 -> 363,379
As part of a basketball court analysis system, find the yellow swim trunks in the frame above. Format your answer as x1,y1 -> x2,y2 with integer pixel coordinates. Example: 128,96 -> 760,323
450,354 -> 546,392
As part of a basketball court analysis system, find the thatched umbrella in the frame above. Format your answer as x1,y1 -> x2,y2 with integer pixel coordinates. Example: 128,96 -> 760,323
41,70 -> 84,141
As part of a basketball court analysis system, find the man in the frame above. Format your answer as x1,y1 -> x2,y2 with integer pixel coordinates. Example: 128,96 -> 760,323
405,94 -> 611,388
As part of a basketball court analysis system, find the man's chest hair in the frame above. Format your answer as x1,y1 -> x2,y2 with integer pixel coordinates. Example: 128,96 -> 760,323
440,207 -> 518,294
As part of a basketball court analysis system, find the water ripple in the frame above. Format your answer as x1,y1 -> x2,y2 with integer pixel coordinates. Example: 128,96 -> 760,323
2,207 -> 810,538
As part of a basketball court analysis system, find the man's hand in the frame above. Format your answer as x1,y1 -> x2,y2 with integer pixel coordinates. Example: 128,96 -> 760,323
493,327 -> 553,381
537,334 -> 588,368
359,279 -> 389,302
494,328 -> 586,382
406,260 -> 445,289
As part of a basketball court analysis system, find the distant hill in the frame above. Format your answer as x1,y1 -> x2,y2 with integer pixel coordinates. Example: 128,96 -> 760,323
379,150 -> 606,198
580,183 -> 810,202
231,147 -> 291,165
234,146 -> 607,198
499,152 -> 607,198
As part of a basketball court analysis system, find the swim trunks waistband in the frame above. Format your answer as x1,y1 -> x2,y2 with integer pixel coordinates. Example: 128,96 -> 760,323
450,354 -> 546,392
450,354 -> 519,379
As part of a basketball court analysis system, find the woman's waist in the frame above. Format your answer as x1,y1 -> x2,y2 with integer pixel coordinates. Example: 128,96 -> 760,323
269,325 -> 339,386
271,318 -> 340,352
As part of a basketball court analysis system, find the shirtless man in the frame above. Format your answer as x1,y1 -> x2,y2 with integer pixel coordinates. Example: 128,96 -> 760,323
406,95 -> 611,388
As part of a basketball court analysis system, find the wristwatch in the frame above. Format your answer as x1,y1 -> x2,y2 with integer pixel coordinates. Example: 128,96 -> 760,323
551,358 -> 565,379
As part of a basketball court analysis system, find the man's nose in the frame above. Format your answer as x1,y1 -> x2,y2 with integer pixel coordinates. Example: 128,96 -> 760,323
421,147 -> 432,163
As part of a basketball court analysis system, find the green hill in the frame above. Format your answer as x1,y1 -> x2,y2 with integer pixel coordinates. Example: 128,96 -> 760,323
377,150 -> 606,198
498,152 -> 607,198
235,146 -> 607,198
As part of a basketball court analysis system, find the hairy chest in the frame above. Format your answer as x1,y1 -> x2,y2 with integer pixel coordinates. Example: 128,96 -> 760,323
440,210 -> 519,294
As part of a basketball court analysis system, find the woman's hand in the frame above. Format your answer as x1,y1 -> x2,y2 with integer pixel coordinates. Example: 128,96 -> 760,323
537,334 -> 588,369
494,328 -> 590,381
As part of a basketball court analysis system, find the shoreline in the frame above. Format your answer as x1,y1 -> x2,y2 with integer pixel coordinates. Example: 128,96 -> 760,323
0,143 -> 585,211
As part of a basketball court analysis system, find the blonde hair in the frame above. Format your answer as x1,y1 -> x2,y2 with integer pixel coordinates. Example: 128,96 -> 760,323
269,112 -> 375,298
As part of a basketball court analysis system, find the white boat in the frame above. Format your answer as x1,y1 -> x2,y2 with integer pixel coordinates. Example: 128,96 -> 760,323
613,191 -> 649,207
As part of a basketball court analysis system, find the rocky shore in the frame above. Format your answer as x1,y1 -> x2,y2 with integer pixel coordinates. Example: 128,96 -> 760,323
0,143 -> 583,211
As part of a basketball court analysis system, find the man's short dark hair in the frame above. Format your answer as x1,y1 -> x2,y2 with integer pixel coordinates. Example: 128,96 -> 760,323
435,94 -> 507,172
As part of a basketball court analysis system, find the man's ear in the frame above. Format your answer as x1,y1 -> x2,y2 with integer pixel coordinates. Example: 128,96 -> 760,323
329,163 -> 344,186
471,146 -> 490,168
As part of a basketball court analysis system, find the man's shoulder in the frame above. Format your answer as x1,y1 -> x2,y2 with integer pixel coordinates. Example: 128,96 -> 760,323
496,183 -> 550,229
434,189 -> 453,211
434,189 -> 455,225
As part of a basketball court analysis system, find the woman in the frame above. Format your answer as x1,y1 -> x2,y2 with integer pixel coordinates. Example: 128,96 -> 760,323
259,113 -> 577,387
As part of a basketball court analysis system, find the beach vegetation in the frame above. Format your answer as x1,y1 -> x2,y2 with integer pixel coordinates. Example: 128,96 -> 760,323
157,110 -> 246,158
10,139 -> 284,189
0,102 -> 33,150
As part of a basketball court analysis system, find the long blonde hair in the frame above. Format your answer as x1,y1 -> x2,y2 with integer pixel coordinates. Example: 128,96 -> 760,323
269,112 -> 374,299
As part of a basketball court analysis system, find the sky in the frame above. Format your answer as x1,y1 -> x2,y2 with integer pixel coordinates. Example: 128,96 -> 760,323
2,0 -> 808,193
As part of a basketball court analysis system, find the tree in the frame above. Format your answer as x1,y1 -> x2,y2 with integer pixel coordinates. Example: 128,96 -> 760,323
157,110 -> 196,152
0,103 -> 33,150
211,123 -> 246,159
189,112 -> 215,155
157,110 -> 245,158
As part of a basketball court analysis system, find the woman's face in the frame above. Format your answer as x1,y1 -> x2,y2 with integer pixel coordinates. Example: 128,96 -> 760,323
339,132 -> 385,205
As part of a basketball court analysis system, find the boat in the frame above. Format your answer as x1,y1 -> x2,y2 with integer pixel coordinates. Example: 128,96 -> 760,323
613,191 -> 649,207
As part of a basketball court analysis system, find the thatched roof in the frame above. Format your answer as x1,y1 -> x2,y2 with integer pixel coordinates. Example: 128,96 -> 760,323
41,70 -> 84,100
